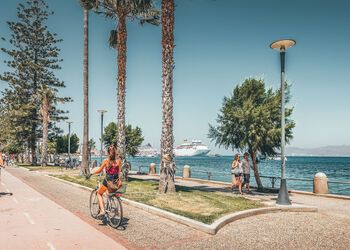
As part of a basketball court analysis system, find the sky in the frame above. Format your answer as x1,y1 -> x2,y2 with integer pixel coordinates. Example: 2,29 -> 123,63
0,0 -> 350,155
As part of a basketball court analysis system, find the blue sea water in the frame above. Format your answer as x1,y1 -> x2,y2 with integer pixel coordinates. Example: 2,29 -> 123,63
94,156 -> 350,196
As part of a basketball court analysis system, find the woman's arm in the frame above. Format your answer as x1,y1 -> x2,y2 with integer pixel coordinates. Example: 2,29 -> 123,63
232,160 -> 237,169
92,160 -> 106,175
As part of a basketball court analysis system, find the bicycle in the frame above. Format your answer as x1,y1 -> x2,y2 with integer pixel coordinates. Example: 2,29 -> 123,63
89,175 -> 126,229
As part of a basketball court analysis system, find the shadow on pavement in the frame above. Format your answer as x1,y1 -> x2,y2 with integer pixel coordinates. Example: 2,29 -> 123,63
0,192 -> 13,196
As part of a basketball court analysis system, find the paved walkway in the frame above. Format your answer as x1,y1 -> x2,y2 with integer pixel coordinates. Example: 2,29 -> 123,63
0,168 -> 125,250
3,167 -> 350,249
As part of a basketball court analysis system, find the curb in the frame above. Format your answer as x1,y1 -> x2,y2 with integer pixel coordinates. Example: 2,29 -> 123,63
48,174 -> 318,235
47,175 -> 94,192
290,190 -> 350,201
19,167 -> 30,171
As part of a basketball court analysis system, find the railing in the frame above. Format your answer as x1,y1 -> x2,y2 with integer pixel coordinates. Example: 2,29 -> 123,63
132,165 -> 350,193
190,169 -> 213,180
137,165 -> 149,173
259,175 -> 350,188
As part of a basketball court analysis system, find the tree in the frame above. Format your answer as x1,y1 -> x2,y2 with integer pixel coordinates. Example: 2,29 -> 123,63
102,122 -> 144,157
56,134 -> 80,154
0,0 -> 69,165
78,0 -> 97,176
208,78 -> 295,190
95,0 -> 160,158
159,0 -> 176,194
38,86 -> 54,166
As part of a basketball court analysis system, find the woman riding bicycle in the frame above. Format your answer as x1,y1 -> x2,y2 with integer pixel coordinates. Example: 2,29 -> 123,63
92,145 -> 122,218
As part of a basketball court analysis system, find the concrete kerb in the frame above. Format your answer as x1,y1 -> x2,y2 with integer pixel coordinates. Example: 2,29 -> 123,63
47,175 -> 94,192
290,189 -> 350,201
19,166 -> 30,171
47,174 -> 318,235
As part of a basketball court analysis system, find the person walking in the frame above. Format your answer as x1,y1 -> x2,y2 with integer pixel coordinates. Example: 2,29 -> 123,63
0,152 -> 4,167
4,153 -> 9,167
241,152 -> 252,193
231,153 -> 243,194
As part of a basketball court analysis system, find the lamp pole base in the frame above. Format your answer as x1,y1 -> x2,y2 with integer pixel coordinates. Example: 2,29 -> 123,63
276,179 -> 291,205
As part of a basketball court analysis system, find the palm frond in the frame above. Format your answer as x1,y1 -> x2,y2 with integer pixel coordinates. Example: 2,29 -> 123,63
139,8 -> 161,26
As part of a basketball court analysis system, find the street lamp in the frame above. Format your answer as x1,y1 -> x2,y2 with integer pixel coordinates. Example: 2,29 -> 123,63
97,110 -> 107,164
270,39 -> 296,205
67,121 -> 73,165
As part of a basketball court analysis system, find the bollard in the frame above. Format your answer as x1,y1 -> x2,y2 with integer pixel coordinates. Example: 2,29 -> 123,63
183,165 -> 191,178
313,172 -> 328,194
149,163 -> 156,175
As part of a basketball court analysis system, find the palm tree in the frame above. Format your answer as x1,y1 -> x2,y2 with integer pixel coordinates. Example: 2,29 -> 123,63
79,0 -> 96,176
158,0 -> 175,193
95,0 -> 160,158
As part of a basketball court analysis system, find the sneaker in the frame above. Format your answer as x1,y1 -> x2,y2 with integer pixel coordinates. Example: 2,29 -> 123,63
97,211 -> 106,219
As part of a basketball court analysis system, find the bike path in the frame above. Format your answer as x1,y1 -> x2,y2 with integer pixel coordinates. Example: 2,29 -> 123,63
0,168 -> 126,250
4,167 -> 350,249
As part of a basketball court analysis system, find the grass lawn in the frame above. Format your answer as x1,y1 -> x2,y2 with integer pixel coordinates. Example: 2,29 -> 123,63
54,174 -> 263,224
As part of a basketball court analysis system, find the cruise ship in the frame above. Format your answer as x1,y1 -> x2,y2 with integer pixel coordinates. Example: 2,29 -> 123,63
136,143 -> 159,157
174,140 -> 211,157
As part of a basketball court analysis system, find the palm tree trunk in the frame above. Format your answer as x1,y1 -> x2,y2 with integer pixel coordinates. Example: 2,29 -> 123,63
159,0 -> 176,194
41,96 -> 49,167
82,8 -> 90,176
249,149 -> 263,190
116,14 -> 127,157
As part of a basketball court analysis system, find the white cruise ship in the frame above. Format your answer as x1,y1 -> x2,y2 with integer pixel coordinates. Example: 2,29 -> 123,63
136,143 -> 159,157
174,140 -> 211,157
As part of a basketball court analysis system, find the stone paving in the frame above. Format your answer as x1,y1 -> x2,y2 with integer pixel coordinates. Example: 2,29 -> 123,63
2,167 -> 350,249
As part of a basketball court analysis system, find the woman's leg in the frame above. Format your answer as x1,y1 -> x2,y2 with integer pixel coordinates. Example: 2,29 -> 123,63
231,176 -> 235,191
235,176 -> 240,189
97,185 -> 107,213
238,176 -> 242,194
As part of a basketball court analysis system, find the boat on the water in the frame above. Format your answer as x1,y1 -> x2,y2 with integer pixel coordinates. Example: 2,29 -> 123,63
267,156 -> 288,161
136,143 -> 159,157
174,140 -> 211,157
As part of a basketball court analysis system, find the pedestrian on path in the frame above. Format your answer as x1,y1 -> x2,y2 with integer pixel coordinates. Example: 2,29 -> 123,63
4,153 -> 9,166
241,152 -> 252,193
0,152 -> 4,167
231,153 -> 243,194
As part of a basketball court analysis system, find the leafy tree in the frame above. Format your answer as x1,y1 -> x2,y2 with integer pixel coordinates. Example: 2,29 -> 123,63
208,78 -> 295,190
94,0 -> 160,158
56,134 -> 80,154
0,0 -> 69,165
159,0 -> 176,194
102,122 -> 144,157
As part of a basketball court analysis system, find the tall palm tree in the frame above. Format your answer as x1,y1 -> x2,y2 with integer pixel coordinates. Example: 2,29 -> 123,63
95,0 -> 160,159
79,0 -> 96,176
158,0 -> 175,193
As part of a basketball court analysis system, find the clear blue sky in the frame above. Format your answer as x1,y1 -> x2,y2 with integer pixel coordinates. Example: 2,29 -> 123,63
1,0 -> 350,155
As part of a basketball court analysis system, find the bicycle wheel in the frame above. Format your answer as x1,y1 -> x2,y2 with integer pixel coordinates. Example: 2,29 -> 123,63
106,196 -> 123,228
89,189 -> 100,219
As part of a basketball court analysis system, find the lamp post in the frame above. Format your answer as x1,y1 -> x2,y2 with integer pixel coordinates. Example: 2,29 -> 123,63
97,110 -> 107,164
270,39 -> 296,205
67,121 -> 73,165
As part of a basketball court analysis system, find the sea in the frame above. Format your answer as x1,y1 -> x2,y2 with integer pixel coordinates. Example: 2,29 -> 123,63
93,156 -> 350,196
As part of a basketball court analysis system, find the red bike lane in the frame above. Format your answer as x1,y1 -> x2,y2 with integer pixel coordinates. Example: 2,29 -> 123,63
0,168 -> 126,250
